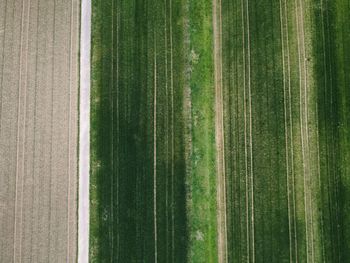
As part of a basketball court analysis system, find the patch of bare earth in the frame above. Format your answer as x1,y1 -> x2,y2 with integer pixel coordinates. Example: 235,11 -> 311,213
0,0 -> 79,262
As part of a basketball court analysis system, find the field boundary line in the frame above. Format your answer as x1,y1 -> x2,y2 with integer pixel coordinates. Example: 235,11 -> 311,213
78,0 -> 91,261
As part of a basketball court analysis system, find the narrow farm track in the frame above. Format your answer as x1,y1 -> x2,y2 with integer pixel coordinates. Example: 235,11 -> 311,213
212,0 -> 228,261
0,0 -> 79,262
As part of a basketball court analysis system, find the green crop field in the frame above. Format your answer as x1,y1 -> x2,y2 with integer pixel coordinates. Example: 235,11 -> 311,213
90,0 -> 350,262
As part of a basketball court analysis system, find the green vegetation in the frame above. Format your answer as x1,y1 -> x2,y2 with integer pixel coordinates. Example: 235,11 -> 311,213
90,0 -> 350,262
188,1 -> 218,262
220,0 -> 350,261
90,0 -> 188,261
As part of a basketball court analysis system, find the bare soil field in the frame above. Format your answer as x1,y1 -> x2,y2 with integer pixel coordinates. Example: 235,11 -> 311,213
0,0 -> 80,262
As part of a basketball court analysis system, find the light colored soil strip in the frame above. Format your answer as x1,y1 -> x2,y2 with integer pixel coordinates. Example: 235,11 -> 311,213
79,0 -> 91,261
212,0 -> 228,262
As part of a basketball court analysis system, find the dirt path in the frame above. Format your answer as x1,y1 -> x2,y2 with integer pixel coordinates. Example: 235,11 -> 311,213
78,0 -> 91,261
212,0 -> 228,262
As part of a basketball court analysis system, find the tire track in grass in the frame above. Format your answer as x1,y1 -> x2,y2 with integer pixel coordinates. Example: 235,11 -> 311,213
294,0 -> 311,260
299,1 -> 318,261
278,0 -> 293,260
299,1 -> 316,261
212,0 -> 228,261
283,0 -> 299,259
241,1 -> 254,261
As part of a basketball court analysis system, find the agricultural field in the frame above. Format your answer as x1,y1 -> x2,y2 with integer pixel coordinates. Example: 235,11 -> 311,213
219,0 -> 350,262
90,0 -> 350,262
0,0 -> 80,262
90,0 -> 189,261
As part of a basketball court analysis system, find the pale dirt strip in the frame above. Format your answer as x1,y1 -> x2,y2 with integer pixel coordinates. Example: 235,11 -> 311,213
212,0 -> 228,262
79,0 -> 91,261
0,0 -> 79,262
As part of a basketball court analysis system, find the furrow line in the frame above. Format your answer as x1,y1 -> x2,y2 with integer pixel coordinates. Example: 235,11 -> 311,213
18,0 -> 32,260
29,0 -> 40,260
13,1 -> 26,261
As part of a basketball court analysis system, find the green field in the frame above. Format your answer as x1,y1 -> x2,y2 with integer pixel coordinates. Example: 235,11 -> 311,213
90,0 -> 350,262
90,0 -> 189,261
